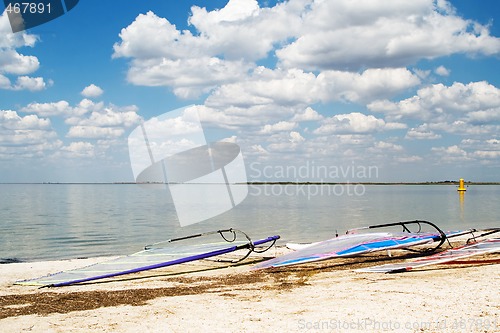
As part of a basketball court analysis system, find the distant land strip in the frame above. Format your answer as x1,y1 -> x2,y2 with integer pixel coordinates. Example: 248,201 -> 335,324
1,181 -> 499,185
245,181 -> 500,185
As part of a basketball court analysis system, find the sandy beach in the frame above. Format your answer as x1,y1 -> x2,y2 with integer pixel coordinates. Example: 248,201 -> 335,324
1,246 -> 499,333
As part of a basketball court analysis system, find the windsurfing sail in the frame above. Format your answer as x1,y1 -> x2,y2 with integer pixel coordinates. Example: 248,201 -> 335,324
358,230 -> 500,273
345,220 -> 451,252
253,220 -> 468,270
358,238 -> 500,273
17,229 -> 279,287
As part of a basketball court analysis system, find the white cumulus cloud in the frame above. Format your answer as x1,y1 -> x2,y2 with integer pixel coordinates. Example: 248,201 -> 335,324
431,144 -> 471,163
368,81 -> 500,122
314,113 -> 389,134
292,107 -> 323,122
0,110 -> 51,130
405,125 -> 442,140
81,84 -> 104,98
66,104 -> 141,139
276,0 -> 500,70
67,126 -> 125,139
0,11 -> 50,91
435,65 -> 450,76
289,131 -> 305,144
260,121 -> 297,134
21,101 -> 73,117
0,110 -> 60,157
206,67 -> 420,108
61,141 -> 95,158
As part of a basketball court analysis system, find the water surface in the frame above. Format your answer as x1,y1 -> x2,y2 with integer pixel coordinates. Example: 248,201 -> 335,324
0,184 -> 498,262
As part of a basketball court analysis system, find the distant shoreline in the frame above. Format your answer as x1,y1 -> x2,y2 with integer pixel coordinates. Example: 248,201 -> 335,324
1,181 -> 499,185
246,181 -> 500,185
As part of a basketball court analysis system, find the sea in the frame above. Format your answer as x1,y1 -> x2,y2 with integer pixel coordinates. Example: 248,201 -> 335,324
0,183 -> 499,263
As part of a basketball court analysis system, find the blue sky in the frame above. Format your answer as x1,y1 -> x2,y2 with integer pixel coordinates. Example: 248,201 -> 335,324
0,0 -> 499,183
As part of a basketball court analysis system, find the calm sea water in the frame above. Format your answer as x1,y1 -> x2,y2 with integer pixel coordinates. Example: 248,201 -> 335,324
0,183 -> 498,262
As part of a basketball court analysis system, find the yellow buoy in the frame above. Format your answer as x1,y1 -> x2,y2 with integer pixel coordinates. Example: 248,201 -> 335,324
457,178 -> 467,192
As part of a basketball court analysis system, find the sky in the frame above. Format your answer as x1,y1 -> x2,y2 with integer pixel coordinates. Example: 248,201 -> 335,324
0,0 -> 499,183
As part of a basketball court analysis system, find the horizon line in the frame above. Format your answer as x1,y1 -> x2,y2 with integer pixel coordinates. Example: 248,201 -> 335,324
1,181 -> 499,185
